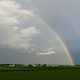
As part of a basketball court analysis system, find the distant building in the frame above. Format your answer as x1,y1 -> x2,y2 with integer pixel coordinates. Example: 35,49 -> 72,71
9,64 -> 15,67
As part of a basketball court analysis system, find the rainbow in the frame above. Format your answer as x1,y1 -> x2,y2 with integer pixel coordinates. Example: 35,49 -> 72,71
32,15 -> 74,65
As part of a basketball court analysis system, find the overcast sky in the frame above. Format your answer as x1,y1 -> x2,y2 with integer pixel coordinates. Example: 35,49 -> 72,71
0,0 -> 80,65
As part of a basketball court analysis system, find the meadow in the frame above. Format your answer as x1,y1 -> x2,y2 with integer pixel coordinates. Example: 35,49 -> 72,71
0,66 -> 80,80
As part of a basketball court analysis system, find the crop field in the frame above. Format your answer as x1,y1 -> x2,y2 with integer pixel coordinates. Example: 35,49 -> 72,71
0,67 -> 80,80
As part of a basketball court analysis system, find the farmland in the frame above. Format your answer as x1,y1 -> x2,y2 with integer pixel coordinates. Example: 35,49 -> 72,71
0,65 -> 80,80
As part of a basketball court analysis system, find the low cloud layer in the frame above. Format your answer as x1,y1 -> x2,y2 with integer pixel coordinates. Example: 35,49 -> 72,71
37,48 -> 55,55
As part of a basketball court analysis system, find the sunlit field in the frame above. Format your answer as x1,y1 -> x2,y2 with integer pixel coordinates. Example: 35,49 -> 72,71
0,66 -> 80,80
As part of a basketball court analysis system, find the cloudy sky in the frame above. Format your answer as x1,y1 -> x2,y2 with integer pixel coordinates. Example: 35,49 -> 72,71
0,0 -> 80,65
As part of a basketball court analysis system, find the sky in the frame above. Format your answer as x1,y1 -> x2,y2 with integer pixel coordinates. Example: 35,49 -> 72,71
0,0 -> 80,65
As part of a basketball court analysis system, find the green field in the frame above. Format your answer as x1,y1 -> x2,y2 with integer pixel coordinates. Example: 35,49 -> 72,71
0,68 -> 80,80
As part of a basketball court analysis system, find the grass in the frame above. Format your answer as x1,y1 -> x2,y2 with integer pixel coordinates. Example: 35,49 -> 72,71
0,68 -> 80,80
